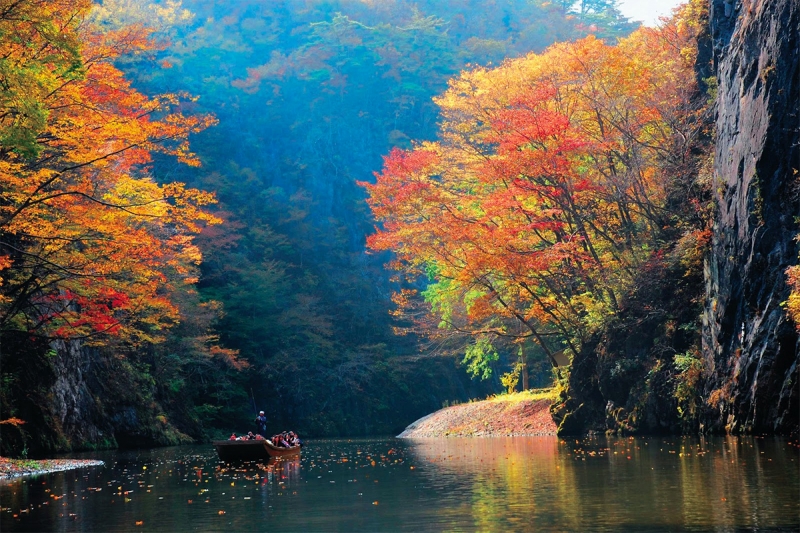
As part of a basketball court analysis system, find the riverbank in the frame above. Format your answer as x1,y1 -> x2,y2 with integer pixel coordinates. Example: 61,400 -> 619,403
398,389 -> 557,437
0,457 -> 104,480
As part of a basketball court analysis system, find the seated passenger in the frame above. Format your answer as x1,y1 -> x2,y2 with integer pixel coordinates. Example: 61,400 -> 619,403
229,433 -> 237,440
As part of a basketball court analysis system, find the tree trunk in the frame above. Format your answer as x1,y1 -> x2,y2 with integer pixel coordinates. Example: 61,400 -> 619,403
520,348 -> 529,391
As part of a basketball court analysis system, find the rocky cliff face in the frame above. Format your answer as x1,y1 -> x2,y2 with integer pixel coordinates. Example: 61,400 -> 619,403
553,0 -> 799,437
46,341 -> 195,450
48,340 -> 108,448
702,0 -> 799,436
0,334 -> 195,456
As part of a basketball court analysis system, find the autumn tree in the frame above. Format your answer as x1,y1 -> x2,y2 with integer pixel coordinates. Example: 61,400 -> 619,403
0,0 -> 260,452
363,9 -> 705,375
0,0 -> 218,343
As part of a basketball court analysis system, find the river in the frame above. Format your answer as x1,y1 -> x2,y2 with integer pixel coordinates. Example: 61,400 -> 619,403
1,436 -> 798,532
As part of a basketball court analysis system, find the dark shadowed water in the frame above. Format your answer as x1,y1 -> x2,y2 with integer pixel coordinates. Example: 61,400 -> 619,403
1,436 -> 798,532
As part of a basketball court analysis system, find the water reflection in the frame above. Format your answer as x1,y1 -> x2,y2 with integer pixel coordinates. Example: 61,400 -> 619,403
1,436 -> 797,532
406,436 -> 800,532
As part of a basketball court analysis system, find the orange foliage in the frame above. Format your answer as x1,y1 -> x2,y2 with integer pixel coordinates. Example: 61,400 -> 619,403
362,8 -> 704,363
0,0 -> 218,343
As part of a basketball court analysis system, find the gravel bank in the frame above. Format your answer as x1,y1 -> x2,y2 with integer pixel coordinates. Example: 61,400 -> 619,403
0,458 -> 104,480
398,392 -> 556,437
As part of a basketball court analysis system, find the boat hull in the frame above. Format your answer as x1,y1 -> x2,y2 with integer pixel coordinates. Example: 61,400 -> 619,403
264,441 -> 301,457
213,440 -> 300,461
213,440 -> 270,461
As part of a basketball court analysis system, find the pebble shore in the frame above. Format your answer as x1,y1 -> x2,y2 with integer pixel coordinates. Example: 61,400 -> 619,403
0,458 -> 104,480
398,391 -> 557,438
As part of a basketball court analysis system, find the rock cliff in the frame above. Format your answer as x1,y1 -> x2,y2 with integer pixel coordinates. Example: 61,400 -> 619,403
701,0 -> 799,435
0,333 -> 195,456
554,0 -> 799,437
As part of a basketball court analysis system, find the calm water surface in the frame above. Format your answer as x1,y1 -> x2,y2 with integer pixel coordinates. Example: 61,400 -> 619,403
1,436 -> 798,532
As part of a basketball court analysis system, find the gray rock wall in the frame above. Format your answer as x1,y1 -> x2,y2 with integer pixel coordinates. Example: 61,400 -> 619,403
49,340 -> 115,448
702,0 -> 799,436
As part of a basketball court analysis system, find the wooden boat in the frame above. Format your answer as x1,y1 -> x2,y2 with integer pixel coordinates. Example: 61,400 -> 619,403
213,439 -> 270,461
213,439 -> 301,461
263,440 -> 301,458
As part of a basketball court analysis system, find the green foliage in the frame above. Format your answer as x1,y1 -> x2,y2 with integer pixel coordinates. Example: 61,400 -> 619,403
463,337 -> 499,380
0,1 -> 85,159
568,0 -> 639,38
423,279 -> 456,328
703,75 -> 718,104
673,349 -> 703,420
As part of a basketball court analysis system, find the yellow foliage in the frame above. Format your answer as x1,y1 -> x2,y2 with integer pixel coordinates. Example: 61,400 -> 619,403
365,11 -> 704,359
0,0 -> 218,343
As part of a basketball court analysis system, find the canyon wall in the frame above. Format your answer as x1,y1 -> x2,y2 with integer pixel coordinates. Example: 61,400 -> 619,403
554,0 -> 799,437
701,0 -> 799,435
0,335 -> 196,456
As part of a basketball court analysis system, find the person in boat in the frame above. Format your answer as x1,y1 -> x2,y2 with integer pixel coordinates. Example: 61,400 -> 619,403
255,410 -> 267,436
229,433 -> 237,440
247,431 -> 257,440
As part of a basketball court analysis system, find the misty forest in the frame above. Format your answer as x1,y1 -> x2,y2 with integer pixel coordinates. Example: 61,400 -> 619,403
0,0 -> 798,463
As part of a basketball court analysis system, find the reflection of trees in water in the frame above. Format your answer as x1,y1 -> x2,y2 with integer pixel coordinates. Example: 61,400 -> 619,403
404,436 -> 799,531
270,457 -> 301,488
407,437 -> 568,530
253,456 -> 301,509
241,456 -> 302,488
212,455 -> 300,489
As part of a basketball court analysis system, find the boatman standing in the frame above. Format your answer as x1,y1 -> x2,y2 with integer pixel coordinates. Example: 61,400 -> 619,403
255,411 -> 268,436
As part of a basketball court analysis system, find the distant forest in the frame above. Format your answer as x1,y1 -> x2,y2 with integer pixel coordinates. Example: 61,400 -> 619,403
132,0 -> 640,436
